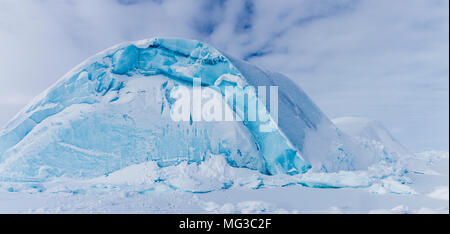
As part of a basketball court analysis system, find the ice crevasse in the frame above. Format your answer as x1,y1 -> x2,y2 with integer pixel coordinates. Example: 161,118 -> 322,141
0,38 -> 381,181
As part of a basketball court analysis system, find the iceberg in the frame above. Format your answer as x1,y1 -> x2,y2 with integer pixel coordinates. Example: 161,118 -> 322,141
332,117 -> 411,157
0,38 -> 382,181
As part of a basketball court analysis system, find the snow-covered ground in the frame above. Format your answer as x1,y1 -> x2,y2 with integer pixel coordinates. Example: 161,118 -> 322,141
0,151 -> 447,214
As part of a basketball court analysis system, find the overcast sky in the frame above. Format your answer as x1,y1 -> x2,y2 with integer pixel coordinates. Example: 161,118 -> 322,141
0,0 -> 448,152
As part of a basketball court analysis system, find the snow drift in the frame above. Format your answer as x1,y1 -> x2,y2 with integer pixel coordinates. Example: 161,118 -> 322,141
0,38 -> 399,181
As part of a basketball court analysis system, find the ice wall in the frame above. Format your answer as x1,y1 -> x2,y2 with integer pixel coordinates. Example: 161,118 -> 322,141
0,39 -> 308,180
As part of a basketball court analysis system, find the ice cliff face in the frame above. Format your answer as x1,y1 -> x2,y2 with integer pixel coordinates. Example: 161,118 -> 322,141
0,38 -> 388,181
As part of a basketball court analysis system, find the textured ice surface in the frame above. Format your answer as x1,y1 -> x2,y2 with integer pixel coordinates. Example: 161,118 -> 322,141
0,38 -> 393,181
0,151 -> 447,214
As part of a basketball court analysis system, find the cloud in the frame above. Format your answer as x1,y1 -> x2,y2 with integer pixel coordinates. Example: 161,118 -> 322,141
0,0 -> 448,151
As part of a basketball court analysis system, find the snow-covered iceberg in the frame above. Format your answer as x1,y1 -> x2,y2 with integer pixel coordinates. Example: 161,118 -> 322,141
333,117 -> 411,157
0,38 -> 388,181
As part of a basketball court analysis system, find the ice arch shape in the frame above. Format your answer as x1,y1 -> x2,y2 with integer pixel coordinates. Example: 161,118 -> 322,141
0,38 -> 361,181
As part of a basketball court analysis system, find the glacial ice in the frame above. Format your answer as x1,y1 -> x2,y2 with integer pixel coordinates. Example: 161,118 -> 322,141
0,38 -> 392,181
